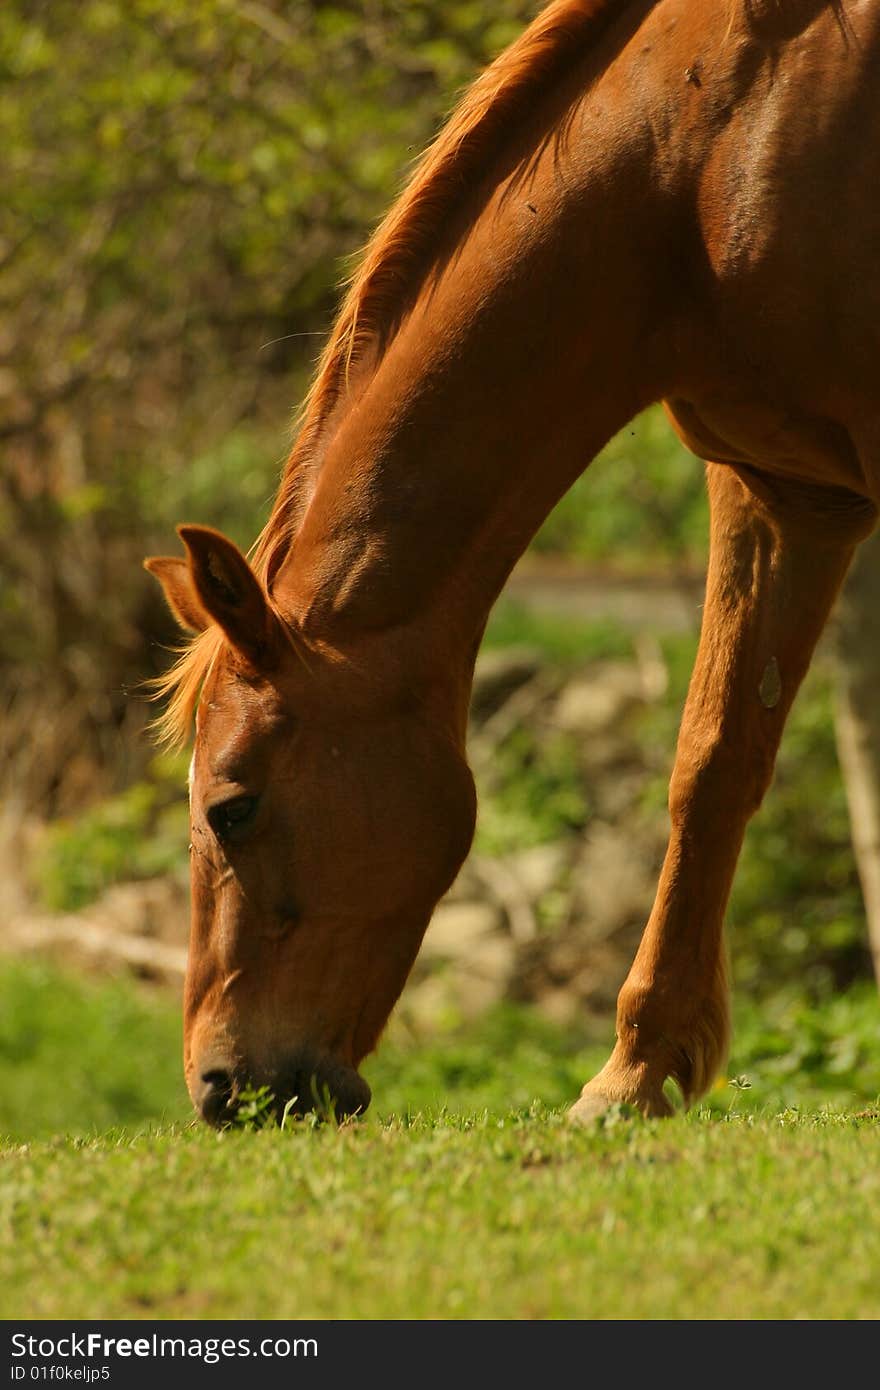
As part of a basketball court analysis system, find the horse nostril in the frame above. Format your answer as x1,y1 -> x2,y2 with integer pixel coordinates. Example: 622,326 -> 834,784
199,1069 -> 236,1126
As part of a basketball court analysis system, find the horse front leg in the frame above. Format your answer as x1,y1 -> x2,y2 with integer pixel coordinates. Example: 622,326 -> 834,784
571,463 -> 875,1121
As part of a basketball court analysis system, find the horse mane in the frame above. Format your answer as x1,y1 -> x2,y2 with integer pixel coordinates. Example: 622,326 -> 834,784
300,0 -> 620,431
150,0 -> 624,748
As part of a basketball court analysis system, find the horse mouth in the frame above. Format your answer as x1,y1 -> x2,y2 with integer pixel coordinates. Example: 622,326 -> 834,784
194,1053 -> 372,1127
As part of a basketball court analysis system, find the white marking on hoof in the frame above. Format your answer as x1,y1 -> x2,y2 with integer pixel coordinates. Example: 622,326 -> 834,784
568,1090 -> 619,1126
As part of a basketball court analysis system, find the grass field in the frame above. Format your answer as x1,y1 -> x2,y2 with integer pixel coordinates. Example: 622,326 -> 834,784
4,1109 -> 879,1321
1,961 -> 878,1320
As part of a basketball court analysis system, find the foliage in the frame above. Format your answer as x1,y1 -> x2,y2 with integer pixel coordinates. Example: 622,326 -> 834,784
474,727 -> 589,857
1,1 -> 703,820
1,0 -> 541,811
726,987 -> 880,1108
483,601 -> 634,661
2,0 -> 538,442
729,673 -> 869,996
4,2 -> 874,1015
34,753 -> 189,910
31,612 -> 873,999
4,6 -> 878,1322
533,407 -> 708,568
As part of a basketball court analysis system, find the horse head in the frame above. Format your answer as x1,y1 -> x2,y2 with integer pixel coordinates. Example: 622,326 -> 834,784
146,525 -> 476,1124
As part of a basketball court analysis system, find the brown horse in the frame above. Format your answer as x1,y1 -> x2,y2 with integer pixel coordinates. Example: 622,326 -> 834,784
146,0 -> 880,1125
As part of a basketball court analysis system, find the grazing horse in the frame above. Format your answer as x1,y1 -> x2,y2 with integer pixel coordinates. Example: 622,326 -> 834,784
146,0 -> 880,1125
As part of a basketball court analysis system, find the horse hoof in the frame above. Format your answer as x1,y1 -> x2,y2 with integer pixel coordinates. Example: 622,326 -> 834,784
568,1090 -> 622,1126
569,1084 -> 675,1125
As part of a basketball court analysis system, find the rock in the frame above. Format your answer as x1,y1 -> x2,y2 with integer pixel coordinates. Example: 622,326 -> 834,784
578,733 -> 643,776
533,986 -> 582,1027
401,932 -> 516,1026
470,647 -> 543,722
441,859 -> 486,903
552,661 -> 645,735
92,877 -> 189,946
397,973 -> 464,1032
5,875 -> 189,983
409,897 -> 516,1025
503,842 -> 571,901
466,933 -> 516,982
571,822 -> 658,941
420,901 -> 501,960
591,767 -> 649,821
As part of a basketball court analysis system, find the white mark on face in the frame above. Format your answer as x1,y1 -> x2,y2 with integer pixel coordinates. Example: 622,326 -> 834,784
187,751 -> 196,802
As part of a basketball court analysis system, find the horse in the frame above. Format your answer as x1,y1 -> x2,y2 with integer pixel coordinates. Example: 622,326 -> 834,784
145,0 -> 880,1126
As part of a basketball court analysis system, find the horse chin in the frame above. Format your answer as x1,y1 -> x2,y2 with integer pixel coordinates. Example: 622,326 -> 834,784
192,1049 -> 372,1128
271,1052 -> 373,1122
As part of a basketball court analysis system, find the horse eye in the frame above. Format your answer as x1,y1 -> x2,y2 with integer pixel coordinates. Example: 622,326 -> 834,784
206,795 -> 259,844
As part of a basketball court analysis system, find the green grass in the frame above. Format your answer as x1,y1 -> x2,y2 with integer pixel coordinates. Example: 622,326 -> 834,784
1,961 -> 878,1319
2,960 -> 877,1145
2,1109 -> 878,1320
0,960 -> 189,1142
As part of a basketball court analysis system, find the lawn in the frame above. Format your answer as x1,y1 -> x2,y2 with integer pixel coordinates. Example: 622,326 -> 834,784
3,1105 -> 879,1321
1,961 -> 878,1321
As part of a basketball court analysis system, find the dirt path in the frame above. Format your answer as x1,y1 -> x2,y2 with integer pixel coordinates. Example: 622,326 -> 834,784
504,560 -> 705,633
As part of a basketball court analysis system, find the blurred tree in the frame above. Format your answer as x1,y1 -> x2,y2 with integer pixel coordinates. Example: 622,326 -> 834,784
834,530 -> 880,988
0,0 -> 538,813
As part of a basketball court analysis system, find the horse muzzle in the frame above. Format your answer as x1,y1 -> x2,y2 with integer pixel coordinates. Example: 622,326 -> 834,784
193,1051 -> 372,1127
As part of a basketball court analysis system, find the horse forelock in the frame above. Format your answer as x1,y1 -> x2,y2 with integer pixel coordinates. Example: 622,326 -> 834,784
148,626 -> 225,751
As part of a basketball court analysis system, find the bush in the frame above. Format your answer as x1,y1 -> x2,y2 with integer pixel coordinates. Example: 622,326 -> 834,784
34,754 -> 189,911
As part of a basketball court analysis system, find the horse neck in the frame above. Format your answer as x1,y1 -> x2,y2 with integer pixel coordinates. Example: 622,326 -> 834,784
273,25 -> 676,694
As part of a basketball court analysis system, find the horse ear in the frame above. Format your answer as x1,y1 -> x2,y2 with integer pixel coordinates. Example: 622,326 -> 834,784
175,525 -> 279,667
143,556 -> 210,634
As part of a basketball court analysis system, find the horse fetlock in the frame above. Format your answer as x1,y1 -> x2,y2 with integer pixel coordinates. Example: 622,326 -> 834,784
574,990 -> 730,1125
623,1011 -> 728,1107
613,958 -> 731,1105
